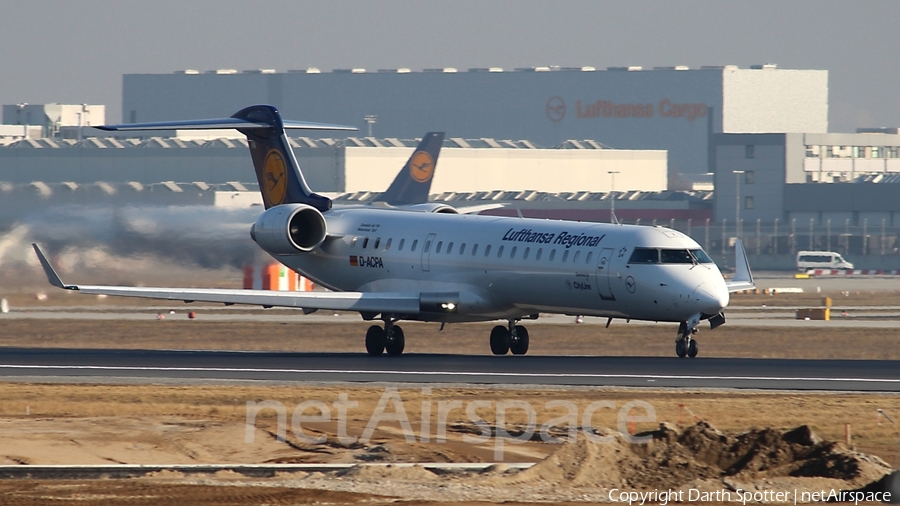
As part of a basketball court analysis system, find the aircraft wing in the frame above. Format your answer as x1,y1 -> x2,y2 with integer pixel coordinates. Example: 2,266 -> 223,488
725,239 -> 755,292
32,244 -> 451,315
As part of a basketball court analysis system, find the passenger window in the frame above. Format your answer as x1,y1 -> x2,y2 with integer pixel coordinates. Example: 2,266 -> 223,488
472,244 -> 479,256
549,250 -> 556,261
374,238 -> 381,249
385,238 -> 392,250
536,248 -> 542,261
436,241 -> 443,254
497,245 -> 504,258
460,243 -> 466,255
484,245 -> 491,257
362,237 -> 369,249
586,252 -> 593,264
398,239 -> 405,251
447,242 -> 454,254
523,247 -> 530,260
510,247 -> 517,259
412,240 -> 419,252
351,237 -> 358,248
562,250 -> 569,263
574,251 -> 581,263
628,248 -> 659,264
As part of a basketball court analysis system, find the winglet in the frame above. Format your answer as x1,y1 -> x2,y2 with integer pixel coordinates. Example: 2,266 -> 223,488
32,244 -> 76,290
725,239 -> 755,293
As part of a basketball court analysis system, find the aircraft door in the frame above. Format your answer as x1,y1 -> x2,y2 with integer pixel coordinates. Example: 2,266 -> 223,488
421,233 -> 436,272
595,247 -> 616,301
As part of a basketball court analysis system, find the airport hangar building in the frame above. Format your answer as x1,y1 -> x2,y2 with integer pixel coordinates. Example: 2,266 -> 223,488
121,65 -> 827,177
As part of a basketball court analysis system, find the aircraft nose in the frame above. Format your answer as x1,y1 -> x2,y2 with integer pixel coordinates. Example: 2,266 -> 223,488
692,282 -> 729,315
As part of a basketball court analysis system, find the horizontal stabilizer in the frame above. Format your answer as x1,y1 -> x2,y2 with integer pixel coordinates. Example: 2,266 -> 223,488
96,118 -> 356,132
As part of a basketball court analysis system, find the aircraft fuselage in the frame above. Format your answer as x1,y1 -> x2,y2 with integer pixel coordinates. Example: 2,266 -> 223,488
275,208 -> 729,324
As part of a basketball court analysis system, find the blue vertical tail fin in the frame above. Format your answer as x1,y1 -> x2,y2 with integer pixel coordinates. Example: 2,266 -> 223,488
378,132 -> 445,205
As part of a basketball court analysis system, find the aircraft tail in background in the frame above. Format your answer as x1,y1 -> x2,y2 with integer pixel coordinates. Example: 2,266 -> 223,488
378,132 -> 445,205
96,105 -> 356,212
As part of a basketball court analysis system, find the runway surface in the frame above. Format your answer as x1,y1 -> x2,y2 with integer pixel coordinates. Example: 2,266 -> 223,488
0,347 -> 897,392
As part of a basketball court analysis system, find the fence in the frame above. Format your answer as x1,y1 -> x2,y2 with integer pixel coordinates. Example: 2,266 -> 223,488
619,217 -> 900,258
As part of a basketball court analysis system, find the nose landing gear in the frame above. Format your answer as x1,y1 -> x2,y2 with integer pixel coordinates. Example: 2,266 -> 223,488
490,321 -> 530,355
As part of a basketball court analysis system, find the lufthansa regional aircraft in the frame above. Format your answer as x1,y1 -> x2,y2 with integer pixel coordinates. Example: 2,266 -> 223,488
34,105 -> 754,358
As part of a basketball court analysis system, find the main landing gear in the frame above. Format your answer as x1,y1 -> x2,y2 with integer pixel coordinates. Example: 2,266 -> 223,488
490,321 -> 529,355
366,320 -> 405,356
675,321 -> 699,358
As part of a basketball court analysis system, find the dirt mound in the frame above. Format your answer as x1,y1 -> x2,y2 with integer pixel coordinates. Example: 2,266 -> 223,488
336,464 -> 437,482
502,422 -> 892,490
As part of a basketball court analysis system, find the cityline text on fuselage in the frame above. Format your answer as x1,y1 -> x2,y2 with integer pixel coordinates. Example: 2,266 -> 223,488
502,228 -> 606,249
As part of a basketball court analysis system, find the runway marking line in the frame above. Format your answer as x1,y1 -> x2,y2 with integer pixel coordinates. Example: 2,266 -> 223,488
0,364 -> 896,384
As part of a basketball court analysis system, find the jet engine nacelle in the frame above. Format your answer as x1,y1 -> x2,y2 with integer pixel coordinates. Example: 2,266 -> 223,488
250,203 -> 327,254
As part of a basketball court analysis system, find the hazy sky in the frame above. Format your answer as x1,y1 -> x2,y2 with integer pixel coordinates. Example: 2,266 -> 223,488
1,0 -> 897,131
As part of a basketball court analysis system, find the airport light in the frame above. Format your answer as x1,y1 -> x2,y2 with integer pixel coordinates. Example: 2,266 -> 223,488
733,170 -> 745,239
364,115 -> 377,137
608,171 -> 619,223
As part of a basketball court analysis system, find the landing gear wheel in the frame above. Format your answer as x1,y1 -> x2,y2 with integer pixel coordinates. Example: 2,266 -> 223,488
490,325 -> 510,355
510,325 -> 529,355
366,325 -> 385,356
675,339 -> 687,358
687,339 -> 699,358
385,325 -> 405,356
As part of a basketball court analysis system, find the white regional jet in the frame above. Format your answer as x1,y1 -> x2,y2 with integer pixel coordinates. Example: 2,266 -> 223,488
34,105 -> 754,358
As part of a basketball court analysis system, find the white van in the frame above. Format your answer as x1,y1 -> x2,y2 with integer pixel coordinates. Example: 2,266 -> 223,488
796,251 -> 854,271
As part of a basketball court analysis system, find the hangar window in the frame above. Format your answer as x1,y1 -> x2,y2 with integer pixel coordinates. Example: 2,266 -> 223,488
745,196 -> 754,209
447,242 -> 454,254
398,239 -> 405,251
484,245 -> 491,257
411,240 -> 418,252
744,171 -> 755,184
459,243 -> 466,255
562,250 -> 570,263
523,247 -> 530,260
497,246 -> 504,258
549,249 -> 556,261
745,145 -> 755,159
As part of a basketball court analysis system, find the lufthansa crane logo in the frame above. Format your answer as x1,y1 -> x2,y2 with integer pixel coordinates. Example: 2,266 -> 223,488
263,149 -> 287,206
546,96 -> 566,122
409,151 -> 434,183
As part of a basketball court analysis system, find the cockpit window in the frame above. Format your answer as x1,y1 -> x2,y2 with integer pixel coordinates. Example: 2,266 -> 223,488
690,249 -> 714,264
628,248 -> 659,264
660,249 -> 694,264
